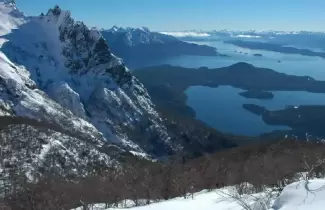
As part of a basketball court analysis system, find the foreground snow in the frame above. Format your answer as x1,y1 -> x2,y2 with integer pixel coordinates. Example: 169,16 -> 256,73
73,179 -> 325,210
114,191 -> 242,210
272,179 -> 325,210
74,188 -> 270,210
74,190 -> 245,210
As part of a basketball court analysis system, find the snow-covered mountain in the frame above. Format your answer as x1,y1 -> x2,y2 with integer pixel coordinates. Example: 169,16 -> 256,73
103,26 -> 179,46
0,0 -> 177,166
100,26 -> 219,67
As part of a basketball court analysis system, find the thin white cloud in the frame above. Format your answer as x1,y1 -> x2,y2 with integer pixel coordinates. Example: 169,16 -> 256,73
160,31 -> 210,37
232,34 -> 261,38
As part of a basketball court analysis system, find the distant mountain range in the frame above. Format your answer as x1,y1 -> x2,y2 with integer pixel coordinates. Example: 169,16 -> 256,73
161,30 -> 325,52
100,26 -> 224,67
161,29 -> 325,38
225,40 -> 325,58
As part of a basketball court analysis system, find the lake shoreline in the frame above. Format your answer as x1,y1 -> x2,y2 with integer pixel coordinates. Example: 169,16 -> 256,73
134,63 -> 325,137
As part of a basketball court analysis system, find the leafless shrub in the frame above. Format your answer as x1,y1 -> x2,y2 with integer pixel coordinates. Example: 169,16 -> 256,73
2,117 -> 325,209
218,185 -> 275,210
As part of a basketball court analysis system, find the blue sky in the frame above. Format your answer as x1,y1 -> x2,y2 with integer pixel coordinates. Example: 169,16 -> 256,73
15,0 -> 325,32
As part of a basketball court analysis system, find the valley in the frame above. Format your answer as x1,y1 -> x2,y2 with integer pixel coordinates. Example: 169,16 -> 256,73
134,64 -> 325,137
1,1 -> 325,210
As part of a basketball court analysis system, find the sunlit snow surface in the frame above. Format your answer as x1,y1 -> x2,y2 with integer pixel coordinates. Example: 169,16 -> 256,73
73,190 -> 244,210
272,179 -> 325,210
72,179 -> 325,210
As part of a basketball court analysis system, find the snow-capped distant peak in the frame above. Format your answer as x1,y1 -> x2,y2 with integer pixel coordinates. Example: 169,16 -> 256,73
139,26 -> 150,32
111,25 -> 119,31
104,25 -> 127,33
104,26 -> 152,34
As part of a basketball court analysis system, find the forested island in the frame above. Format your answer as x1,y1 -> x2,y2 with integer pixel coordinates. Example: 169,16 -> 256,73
239,90 -> 274,99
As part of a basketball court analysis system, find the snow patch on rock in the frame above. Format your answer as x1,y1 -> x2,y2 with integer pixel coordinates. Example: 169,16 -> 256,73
0,2 -> 174,156
48,82 -> 86,119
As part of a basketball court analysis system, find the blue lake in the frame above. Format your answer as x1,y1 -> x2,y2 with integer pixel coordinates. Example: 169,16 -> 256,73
133,40 -> 325,135
185,86 -> 325,136
133,40 -> 325,81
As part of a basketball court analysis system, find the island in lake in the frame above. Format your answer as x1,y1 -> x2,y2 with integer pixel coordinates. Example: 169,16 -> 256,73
134,62 -> 325,119
134,62 -> 325,139
242,104 -> 267,116
239,90 -> 274,99
243,103 -> 325,137
225,40 -> 325,58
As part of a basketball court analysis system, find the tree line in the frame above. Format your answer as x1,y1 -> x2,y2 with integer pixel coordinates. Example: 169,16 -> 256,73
1,118 -> 325,209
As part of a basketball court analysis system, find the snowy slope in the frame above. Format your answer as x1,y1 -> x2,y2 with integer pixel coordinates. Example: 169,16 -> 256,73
272,179 -> 325,210
0,2 -> 175,156
72,188 -> 272,210
71,179 -> 325,210
106,191 -> 242,210
72,190 -> 243,210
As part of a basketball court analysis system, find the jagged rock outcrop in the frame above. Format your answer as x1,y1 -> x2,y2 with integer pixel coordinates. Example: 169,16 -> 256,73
0,2 -> 176,160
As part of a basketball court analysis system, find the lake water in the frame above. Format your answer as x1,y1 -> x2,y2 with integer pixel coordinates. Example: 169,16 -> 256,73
133,40 -> 325,81
185,86 -> 325,136
133,40 -> 325,135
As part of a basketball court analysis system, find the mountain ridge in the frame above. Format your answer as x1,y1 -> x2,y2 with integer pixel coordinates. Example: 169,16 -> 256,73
0,2 -> 178,162
100,26 -> 222,67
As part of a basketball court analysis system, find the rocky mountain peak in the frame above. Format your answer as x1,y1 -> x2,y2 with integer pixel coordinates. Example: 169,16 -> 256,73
0,3 -> 175,158
43,5 -> 134,87
47,5 -> 62,16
